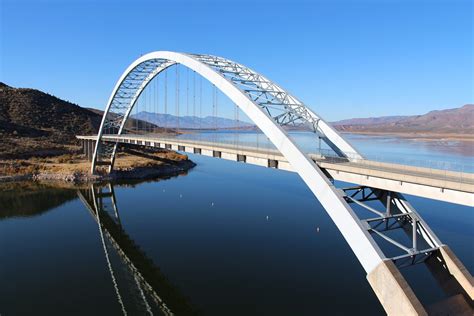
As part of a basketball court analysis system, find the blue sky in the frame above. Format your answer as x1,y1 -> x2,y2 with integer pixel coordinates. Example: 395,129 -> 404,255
1,0 -> 472,121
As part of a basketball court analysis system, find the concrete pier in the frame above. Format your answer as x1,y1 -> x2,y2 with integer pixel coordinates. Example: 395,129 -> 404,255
367,260 -> 427,315
82,139 -> 96,161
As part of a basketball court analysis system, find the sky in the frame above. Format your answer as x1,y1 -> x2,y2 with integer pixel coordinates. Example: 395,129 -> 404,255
1,0 -> 472,121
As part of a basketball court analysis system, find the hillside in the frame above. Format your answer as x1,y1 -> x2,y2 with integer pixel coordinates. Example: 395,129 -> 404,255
0,82 -> 104,158
332,104 -> 474,137
0,83 -> 165,159
332,115 -> 409,126
0,82 -> 101,140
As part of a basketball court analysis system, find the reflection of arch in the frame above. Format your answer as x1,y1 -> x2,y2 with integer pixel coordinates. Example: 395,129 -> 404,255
77,184 -> 198,315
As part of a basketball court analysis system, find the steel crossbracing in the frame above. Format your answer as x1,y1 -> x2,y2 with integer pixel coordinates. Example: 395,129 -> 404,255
342,186 -> 442,268
189,53 -> 344,150
92,51 -> 473,314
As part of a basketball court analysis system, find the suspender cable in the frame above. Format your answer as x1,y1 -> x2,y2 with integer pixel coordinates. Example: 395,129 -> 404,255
141,83 -> 144,133
155,74 -> 159,135
135,92 -> 138,133
193,71 -> 196,132
146,80 -> 149,133
186,67 -> 189,118
257,125 -> 260,152
212,84 -> 216,143
164,70 -> 168,134
176,64 -> 180,134
145,79 -> 149,133
234,102 -> 237,147
143,88 -> 146,133
215,87 -> 218,143
153,76 -> 155,133
146,79 -> 149,133
199,75 -> 202,141
237,103 -> 240,149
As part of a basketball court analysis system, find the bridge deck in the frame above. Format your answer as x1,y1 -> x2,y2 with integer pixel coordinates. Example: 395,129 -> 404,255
77,134 -> 474,206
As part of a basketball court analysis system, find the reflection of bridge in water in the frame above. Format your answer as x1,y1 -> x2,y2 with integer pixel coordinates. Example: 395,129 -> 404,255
77,51 -> 472,315
78,184 -> 198,315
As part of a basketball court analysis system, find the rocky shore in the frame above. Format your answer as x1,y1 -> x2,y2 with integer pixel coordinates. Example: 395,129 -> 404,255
0,161 -> 196,184
0,149 -> 196,184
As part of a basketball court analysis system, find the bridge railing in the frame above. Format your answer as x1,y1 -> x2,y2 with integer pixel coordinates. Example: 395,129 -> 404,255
105,133 -> 474,188
316,148 -> 474,189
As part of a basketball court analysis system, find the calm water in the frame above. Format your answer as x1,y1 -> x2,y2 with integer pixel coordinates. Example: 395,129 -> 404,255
1,133 -> 473,315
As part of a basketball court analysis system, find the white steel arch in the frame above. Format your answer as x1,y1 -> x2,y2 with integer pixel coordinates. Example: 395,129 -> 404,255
92,52 -> 363,171
92,51 -> 384,275
87,51 -> 474,315
90,52 -> 474,314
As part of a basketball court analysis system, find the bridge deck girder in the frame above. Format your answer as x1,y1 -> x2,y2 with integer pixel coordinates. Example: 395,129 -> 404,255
78,135 -> 474,207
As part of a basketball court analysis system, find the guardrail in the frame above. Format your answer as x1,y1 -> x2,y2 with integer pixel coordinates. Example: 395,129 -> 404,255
314,148 -> 474,190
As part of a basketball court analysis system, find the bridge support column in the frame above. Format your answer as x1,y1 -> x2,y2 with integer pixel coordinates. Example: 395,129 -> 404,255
89,140 -> 95,162
437,245 -> 474,300
367,260 -> 427,315
84,140 -> 90,160
84,140 -> 95,162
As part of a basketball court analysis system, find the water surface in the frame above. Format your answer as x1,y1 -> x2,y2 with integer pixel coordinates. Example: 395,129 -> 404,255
0,133 -> 472,315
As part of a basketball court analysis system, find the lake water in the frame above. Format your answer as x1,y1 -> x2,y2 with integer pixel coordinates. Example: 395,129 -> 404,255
0,133 -> 472,315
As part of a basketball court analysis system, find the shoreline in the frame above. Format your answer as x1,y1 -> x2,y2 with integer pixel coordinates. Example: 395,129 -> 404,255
0,161 -> 196,184
0,149 -> 196,184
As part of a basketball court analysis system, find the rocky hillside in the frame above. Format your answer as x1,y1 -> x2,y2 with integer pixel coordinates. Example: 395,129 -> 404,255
332,104 -> 474,135
0,82 -> 102,141
0,82 -> 104,158
0,83 -> 165,159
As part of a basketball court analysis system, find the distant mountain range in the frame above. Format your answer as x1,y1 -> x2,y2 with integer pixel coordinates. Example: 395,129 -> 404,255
331,104 -> 474,136
131,111 -> 253,129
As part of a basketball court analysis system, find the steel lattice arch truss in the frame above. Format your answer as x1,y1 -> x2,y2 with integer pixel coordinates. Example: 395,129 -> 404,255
92,52 -> 363,171
91,51 -> 473,315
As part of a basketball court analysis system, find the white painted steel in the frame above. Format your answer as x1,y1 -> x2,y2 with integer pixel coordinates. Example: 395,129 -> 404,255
93,51 -> 386,273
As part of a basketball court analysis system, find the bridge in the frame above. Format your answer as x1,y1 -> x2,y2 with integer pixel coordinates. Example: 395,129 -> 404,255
80,51 -> 473,315
78,134 -> 473,206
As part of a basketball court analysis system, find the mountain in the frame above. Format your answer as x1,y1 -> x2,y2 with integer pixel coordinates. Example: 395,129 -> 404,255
86,108 -> 166,134
131,111 -> 254,129
0,82 -> 106,158
0,82 -> 101,141
0,82 -> 167,159
332,115 -> 410,126
332,104 -> 474,135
